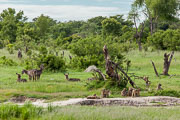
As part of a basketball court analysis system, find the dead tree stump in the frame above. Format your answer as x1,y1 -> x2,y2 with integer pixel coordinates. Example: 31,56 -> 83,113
163,52 -> 174,76
103,45 -> 136,88
151,60 -> 159,77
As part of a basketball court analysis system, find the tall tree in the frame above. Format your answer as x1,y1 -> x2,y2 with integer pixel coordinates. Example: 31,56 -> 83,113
132,0 -> 180,35
0,8 -> 27,43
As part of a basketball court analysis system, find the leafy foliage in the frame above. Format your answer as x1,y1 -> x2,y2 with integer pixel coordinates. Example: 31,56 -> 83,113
37,54 -> 66,72
148,29 -> 180,50
0,56 -> 17,66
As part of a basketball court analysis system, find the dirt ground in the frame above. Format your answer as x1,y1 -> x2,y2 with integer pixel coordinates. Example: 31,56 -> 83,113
6,96 -> 180,107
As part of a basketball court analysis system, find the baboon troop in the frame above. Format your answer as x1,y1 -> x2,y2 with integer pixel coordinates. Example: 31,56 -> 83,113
121,87 -> 140,97
16,73 -> 27,82
101,89 -> 110,98
156,83 -> 163,91
64,73 -> 80,81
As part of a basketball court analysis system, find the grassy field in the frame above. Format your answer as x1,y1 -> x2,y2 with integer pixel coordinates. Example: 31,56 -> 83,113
0,104 -> 180,120
0,49 -> 180,102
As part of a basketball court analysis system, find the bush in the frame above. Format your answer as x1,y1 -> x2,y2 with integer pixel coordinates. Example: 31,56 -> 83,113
70,55 -> 104,69
37,54 -> 66,72
39,46 -> 48,55
0,56 -> 17,66
6,44 -> 14,54
148,29 -> 180,50
69,36 -> 127,69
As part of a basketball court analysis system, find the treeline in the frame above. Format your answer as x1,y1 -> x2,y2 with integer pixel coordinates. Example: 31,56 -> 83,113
0,0 -> 179,70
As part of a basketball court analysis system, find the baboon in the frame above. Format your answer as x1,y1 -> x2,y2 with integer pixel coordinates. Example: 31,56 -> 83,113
121,88 -> 128,96
87,94 -> 100,99
156,83 -> 163,91
35,64 -> 44,80
18,49 -> 22,59
64,73 -> 80,81
143,76 -> 151,88
132,88 -> 140,97
16,73 -> 27,82
127,87 -> 133,96
22,69 -> 36,81
101,89 -> 110,98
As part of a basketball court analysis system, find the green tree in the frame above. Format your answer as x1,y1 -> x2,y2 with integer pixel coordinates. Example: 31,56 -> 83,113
34,14 -> 56,39
132,0 -> 180,34
102,18 -> 121,37
0,8 -> 27,44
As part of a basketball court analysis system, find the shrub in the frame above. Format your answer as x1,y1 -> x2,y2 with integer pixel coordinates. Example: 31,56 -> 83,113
39,46 -> 48,55
148,29 -> 180,50
6,44 -> 14,54
37,54 -> 66,72
0,56 -> 17,66
70,55 -> 104,69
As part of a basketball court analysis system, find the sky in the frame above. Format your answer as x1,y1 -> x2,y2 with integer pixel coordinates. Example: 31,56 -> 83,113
0,0 -> 134,21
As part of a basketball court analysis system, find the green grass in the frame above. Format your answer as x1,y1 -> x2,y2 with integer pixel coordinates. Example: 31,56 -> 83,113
0,49 -> 180,102
0,104 -> 180,120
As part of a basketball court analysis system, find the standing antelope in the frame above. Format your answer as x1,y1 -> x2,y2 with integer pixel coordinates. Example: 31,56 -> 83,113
35,64 -> 44,80
22,69 -> 36,81
64,73 -> 80,81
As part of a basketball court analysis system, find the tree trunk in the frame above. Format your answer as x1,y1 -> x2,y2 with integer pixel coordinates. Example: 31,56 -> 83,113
163,52 -> 174,75
138,38 -> 142,51
103,45 -> 116,78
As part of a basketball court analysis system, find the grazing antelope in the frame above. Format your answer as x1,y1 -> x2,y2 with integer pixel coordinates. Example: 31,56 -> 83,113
35,64 -> 44,80
16,73 -> 27,82
22,69 -> 36,81
64,73 -> 80,81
